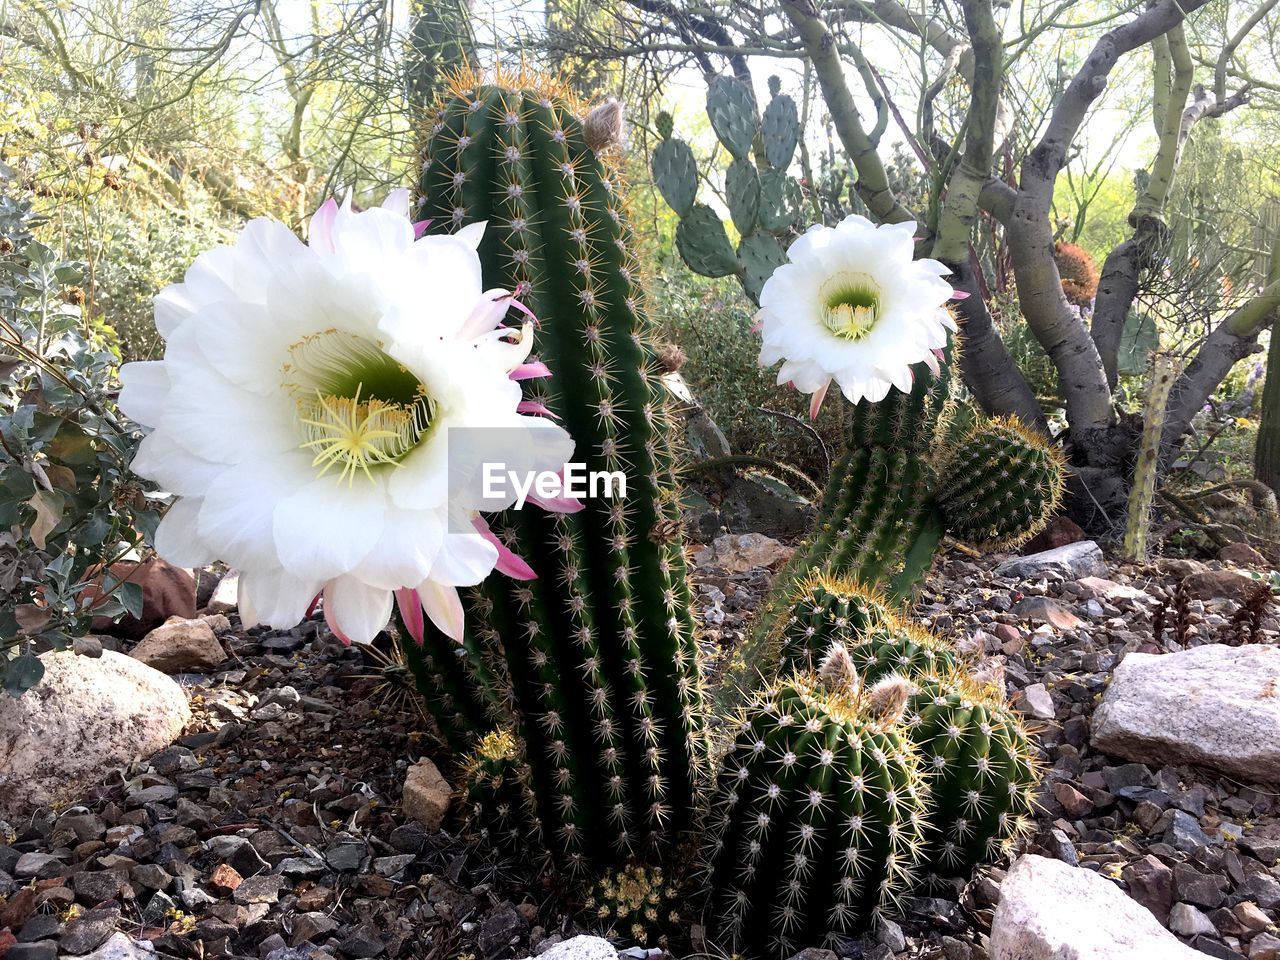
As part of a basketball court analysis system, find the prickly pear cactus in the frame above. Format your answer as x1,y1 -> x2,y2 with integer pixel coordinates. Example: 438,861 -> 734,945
903,671 -> 1040,885
651,75 -> 802,302
702,654 -> 928,956
408,68 -> 707,876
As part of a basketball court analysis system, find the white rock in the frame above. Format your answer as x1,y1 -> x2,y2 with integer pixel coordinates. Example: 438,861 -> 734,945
528,936 -> 618,960
402,757 -> 452,831
0,650 -> 191,821
206,570 -> 239,614
995,541 -> 1107,580
692,533 -> 793,573
990,855 -> 1202,960
1018,683 -> 1056,721
1168,903 -> 1216,937
1092,644 -> 1280,785
81,932 -> 157,959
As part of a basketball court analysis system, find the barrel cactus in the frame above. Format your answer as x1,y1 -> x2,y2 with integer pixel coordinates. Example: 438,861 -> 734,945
702,650 -> 928,956
904,671 -> 1040,885
407,67 -> 707,875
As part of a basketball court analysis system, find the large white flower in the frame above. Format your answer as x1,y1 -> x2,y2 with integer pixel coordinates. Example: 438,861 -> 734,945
757,214 -> 958,417
118,190 -> 575,644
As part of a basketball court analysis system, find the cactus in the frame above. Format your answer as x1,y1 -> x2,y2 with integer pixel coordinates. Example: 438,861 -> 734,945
1122,354 -> 1178,562
903,671 -> 1040,885
651,76 -> 804,302
937,416 -> 1069,550
773,572 -> 902,674
459,728 -> 527,856
407,67 -> 707,876
702,656 -> 928,956
583,862 -> 683,947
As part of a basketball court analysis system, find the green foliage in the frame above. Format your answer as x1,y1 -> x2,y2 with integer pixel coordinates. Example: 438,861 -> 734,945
652,75 -> 804,303
702,667 -> 928,955
409,75 -> 706,877
0,165 -> 154,695
1117,311 -> 1160,377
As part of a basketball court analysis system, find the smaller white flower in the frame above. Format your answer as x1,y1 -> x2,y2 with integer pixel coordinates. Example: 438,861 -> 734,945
756,214 -> 958,417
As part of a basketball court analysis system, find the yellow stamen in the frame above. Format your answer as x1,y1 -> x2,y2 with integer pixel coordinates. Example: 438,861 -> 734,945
297,385 -> 425,487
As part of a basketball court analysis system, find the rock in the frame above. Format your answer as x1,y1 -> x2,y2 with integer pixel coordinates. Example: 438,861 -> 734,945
289,912 -> 338,946
15,852 -> 64,879
87,559 -> 196,640
402,758 -> 452,831
995,541 -> 1107,581
989,854 -> 1202,960
1018,683 -> 1056,721
129,618 -> 225,673
1168,902 -> 1217,937
1232,901 -> 1271,935
1022,516 -> 1086,553
338,924 -> 385,958
1172,863 -> 1226,908
1182,569 -> 1263,602
692,533 -> 793,573
78,933 -> 157,959
716,474 -> 814,540
1236,874 -> 1280,910
1012,597 -> 1083,630
1219,542 -> 1266,567
205,570 -> 240,615
1052,781 -> 1093,818
60,907 -> 119,954
1251,933 -> 1280,960
1092,644 -> 1280,785
232,874 -> 284,905
6,944 -> 59,960
1121,855 -> 1173,922
479,903 -> 529,956
208,863 -> 242,895
1164,810 -> 1217,853
521,937 -> 617,960
0,651 -> 191,821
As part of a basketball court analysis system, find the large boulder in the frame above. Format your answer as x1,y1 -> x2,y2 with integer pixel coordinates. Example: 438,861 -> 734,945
990,854 -> 1202,960
0,650 -> 191,820
995,541 -> 1106,581
1092,644 -> 1280,785
86,558 -> 196,639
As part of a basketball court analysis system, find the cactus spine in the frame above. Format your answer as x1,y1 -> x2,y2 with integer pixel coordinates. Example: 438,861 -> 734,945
904,672 -> 1039,884
703,660 -> 928,956
407,68 -> 707,875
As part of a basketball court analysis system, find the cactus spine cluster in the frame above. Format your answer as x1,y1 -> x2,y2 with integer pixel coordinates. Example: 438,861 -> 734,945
703,654 -> 928,956
652,76 -> 805,302
583,862 -> 683,947
904,673 -> 1039,884
407,67 -> 707,876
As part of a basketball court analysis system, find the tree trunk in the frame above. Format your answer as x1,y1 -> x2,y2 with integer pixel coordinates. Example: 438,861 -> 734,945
1257,327 -> 1280,494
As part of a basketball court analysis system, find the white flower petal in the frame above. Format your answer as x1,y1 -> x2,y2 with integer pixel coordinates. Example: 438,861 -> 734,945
273,475 -> 386,581
154,498 -> 215,568
430,520 -> 499,587
132,431 -> 223,497
325,575 -> 394,644
418,579 -> 465,642
117,361 -> 169,428
239,567 -> 322,630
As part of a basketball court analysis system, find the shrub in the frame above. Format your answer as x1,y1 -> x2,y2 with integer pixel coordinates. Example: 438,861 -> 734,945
0,163 -> 154,695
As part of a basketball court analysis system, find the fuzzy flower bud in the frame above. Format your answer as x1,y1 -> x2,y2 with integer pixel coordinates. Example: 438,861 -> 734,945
583,98 -> 624,152
817,641 -> 858,695
867,673 -> 918,724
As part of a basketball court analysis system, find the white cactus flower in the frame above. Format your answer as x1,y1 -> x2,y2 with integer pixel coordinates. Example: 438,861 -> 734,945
119,190 -> 574,644
756,214 -> 958,417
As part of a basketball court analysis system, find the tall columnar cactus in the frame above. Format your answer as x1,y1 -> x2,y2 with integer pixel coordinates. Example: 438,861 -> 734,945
702,656 -> 928,957
904,672 -> 1040,885
652,75 -> 805,302
407,68 -> 707,876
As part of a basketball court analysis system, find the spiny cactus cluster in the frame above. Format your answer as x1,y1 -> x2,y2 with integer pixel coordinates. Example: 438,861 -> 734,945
407,67 -> 707,876
702,652 -> 928,956
583,862 -> 683,947
652,75 -> 805,302
458,728 -> 525,856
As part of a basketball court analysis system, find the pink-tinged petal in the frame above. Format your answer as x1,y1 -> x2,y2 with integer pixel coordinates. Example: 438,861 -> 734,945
511,361 -> 552,381
785,380 -> 796,390
413,219 -> 432,238
459,290 -> 512,339
528,492 -> 585,514
516,399 -> 559,418
924,349 -> 941,377
750,312 -> 764,333
473,517 -> 537,580
305,593 -> 322,619
950,289 -> 970,300
504,295 -> 540,328
309,199 -> 338,254
395,587 -> 426,646
418,580 -> 465,642
380,187 -> 410,216
809,379 -> 831,420
322,585 -> 352,646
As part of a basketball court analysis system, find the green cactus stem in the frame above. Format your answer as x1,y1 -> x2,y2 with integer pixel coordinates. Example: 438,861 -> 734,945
583,862 -> 683,947
409,67 -> 707,876
702,658 -> 928,956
